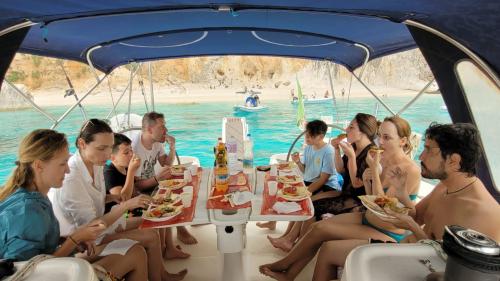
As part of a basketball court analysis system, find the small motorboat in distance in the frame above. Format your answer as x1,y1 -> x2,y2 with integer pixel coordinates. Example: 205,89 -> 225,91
234,94 -> 268,112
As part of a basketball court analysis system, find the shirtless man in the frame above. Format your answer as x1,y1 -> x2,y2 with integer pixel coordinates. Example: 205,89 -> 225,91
386,122 -> 500,241
132,112 -> 198,246
312,123 -> 500,281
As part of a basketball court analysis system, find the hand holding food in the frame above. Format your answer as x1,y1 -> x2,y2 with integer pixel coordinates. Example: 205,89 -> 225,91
125,194 -> 151,210
339,141 -> 355,159
330,133 -> 346,149
156,166 -> 172,181
166,134 -> 176,148
291,152 -> 300,164
129,154 -> 141,172
366,147 -> 381,168
72,220 -> 106,243
382,209 -> 416,230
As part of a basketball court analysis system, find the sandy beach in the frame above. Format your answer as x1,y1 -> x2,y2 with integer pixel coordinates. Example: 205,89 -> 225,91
32,83 -> 419,107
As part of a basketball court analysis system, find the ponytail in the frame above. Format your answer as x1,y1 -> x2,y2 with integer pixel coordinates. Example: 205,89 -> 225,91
0,129 -> 67,201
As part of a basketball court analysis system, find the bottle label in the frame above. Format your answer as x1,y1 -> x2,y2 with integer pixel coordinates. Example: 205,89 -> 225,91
243,159 -> 253,168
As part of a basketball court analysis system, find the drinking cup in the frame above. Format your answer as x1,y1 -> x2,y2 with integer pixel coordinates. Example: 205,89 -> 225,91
189,165 -> 198,176
270,165 -> 278,177
184,170 -> 192,183
181,192 -> 193,207
183,185 -> 194,194
268,181 -> 278,196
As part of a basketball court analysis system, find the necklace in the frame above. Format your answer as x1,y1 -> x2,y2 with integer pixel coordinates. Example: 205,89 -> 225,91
446,178 -> 478,195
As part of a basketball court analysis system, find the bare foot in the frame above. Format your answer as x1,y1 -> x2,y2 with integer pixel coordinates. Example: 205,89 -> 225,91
162,269 -> 188,281
267,235 -> 294,252
259,261 -> 289,274
165,245 -> 190,260
259,266 -> 290,281
257,221 -> 277,230
177,227 -> 198,245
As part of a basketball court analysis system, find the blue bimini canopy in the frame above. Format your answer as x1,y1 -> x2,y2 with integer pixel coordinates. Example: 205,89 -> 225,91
17,9 -> 414,73
0,1 -> 498,73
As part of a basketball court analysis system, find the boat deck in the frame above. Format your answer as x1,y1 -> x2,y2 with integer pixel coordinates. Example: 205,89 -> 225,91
164,222 -> 316,280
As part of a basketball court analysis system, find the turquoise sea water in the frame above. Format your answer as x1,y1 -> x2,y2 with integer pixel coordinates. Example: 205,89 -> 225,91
0,95 -> 450,184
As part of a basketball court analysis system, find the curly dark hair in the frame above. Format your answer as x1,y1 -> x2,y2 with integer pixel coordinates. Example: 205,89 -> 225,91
424,123 -> 481,176
306,120 -> 328,137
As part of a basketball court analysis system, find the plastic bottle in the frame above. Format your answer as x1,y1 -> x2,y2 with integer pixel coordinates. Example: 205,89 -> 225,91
226,136 -> 238,173
215,138 -> 229,193
243,133 -> 254,174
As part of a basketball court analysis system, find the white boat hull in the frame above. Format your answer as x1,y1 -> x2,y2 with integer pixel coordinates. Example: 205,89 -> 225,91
291,97 -> 333,104
233,105 -> 268,112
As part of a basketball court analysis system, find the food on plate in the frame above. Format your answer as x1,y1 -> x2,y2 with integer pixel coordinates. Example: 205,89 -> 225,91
374,195 -> 398,209
277,183 -> 310,201
170,165 -> 186,175
337,133 -> 347,139
152,191 -> 180,205
282,185 -> 299,196
277,175 -> 301,183
373,195 -> 409,214
159,179 -> 186,189
277,162 -> 294,170
144,204 -> 182,219
369,147 -> 385,154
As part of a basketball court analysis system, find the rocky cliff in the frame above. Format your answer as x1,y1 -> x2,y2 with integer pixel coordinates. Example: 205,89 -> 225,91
0,82 -> 33,110
3,49 -> 435,95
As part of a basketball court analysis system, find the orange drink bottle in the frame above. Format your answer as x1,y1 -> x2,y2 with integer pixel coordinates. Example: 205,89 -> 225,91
215,138 -> 229,193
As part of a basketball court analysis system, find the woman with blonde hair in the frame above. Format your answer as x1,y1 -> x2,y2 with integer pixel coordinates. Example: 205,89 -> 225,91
0,129 -> 147,280
260,116 -> 421,281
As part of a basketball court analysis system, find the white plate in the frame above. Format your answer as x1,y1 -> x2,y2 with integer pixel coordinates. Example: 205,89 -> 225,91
142,206 -> 183,222
358,195 -> 407,219
276,189 -> 309,202
159,179 -> 186,190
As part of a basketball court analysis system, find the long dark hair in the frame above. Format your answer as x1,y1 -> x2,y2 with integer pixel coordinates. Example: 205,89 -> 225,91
76,118 -> 113,148
354,113 -> 378,142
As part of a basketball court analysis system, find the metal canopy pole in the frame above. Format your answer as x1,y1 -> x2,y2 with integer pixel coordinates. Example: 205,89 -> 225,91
104,66 -> 141,120
127,63 -> 140,127
351,72 -> 397,116
0,20 -> 36,37
58,60 -> 88,120
396,79 -> 435,116
326,61 -> 339,123
86,45 -> 102,82
148,62 -> 155,111
354,43 -> 370,80
50,74 -> 108,129
4,79 -> 57,122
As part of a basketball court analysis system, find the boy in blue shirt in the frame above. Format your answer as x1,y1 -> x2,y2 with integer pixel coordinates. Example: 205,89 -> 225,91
266,120 -> 341,251
292,120 -> 340,194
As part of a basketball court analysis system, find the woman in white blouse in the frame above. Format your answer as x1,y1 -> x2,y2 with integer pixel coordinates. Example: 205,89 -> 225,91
51,119 -> 187,281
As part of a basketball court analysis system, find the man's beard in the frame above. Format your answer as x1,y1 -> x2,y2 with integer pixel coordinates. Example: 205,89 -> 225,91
154,135 -> 166,143
421,161 -> 448,180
